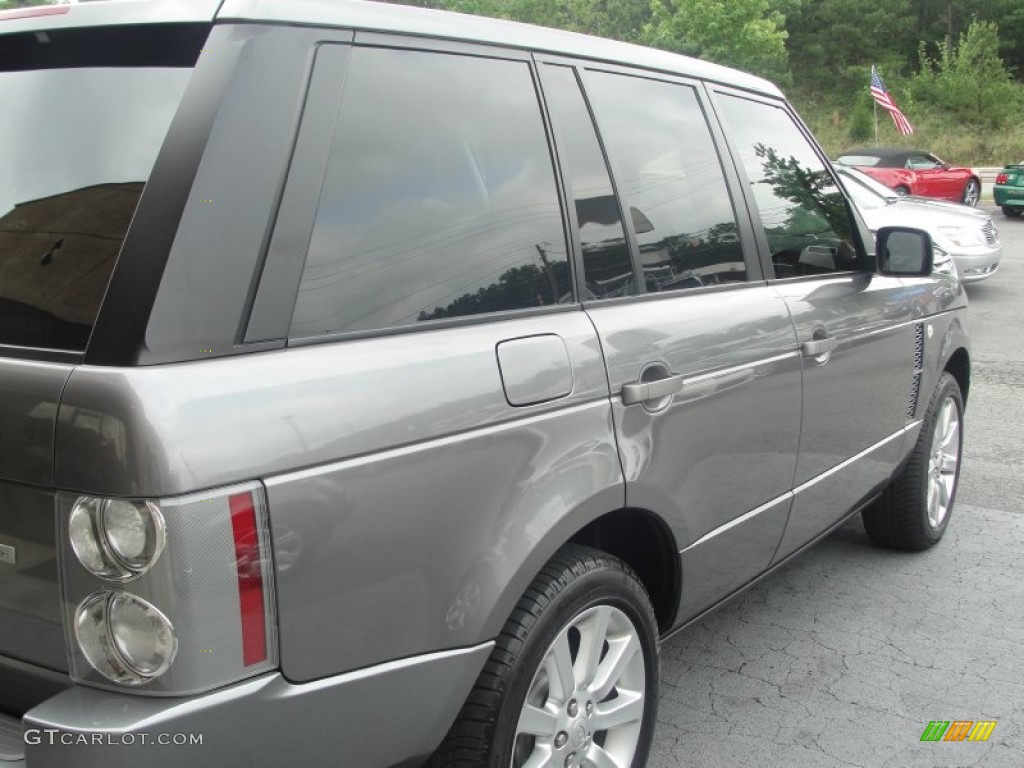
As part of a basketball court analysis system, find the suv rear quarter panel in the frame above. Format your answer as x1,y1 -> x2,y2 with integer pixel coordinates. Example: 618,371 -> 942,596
56,312 -> 624,680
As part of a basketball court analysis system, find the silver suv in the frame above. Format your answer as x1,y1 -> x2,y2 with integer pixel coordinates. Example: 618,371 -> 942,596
0,2 -> 969,767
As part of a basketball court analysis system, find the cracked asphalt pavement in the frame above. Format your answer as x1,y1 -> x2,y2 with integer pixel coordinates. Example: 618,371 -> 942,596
651,204 -> 1024,768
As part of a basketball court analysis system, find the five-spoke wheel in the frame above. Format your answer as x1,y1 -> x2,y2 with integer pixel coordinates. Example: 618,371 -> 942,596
430,546 -> 658,768
962,179 -> 980,207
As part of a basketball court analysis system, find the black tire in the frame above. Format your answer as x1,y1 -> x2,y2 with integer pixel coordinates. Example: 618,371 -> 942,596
429,545 -> 659,768
863,372 -> 964,550
962,178 -> 981,206
1002,205 -> 1022,218
895,185 -> 911,196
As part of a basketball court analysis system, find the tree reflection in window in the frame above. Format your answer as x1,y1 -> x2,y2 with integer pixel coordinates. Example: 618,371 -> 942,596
718,95 -> 862,277
417,257 -> 571,321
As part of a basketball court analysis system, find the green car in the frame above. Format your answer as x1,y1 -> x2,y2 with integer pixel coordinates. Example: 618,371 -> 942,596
994,163 -> 1024,217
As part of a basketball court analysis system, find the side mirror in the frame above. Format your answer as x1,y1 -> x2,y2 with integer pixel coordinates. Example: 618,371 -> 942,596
876,226 -> 934,276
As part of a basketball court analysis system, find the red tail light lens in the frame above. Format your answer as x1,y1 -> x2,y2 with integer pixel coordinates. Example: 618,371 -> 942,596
996,173 -> 1008,185
229,491 -> 269,666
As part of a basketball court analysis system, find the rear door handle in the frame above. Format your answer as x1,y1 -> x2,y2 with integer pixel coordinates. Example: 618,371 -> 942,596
621,374 -> 683,405
802,336 -> 837,357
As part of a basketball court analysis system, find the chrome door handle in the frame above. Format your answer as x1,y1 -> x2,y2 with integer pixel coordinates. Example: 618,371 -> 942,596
621,375 -> 683,405
802,337 -> 838,357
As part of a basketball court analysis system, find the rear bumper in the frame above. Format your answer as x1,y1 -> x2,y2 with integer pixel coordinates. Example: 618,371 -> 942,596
8,642 -> 491,768
993,187 -> 1024,206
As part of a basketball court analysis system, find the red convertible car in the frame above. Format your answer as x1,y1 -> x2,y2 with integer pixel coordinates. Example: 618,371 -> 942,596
835,148 -> 981,206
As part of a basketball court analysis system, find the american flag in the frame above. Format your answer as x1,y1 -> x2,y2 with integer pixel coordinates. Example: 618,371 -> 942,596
870,66 -> 914,135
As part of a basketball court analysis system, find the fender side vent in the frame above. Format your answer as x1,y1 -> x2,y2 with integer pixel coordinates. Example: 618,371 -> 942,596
908,322 -> 924,419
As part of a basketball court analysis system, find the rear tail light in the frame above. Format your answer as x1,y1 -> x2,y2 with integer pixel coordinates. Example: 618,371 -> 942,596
75,591 -> 178,686
68,497 -> 166,580
58,482 -> 277,694
996,173 -> 1008,184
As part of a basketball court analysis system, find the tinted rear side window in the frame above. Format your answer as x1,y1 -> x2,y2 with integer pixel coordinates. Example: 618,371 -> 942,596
584,71 -> 746,292
0,25 -> 206,353
289,48 -> 568,339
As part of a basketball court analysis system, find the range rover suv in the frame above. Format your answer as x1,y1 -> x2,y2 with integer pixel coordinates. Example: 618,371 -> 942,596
0,1 -> 969,767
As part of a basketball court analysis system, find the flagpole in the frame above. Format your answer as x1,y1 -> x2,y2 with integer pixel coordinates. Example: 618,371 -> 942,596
871,67 -> 879,146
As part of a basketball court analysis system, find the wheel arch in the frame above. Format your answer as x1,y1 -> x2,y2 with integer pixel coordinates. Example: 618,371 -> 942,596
945,346 -> 970,405
568,508 -> 681,633
892,168 -> 916,191
480,503 -> 681,642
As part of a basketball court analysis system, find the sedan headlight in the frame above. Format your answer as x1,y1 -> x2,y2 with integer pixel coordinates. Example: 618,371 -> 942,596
937,225 -> 983,248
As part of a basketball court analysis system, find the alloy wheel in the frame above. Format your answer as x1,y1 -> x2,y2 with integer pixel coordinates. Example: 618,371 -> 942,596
927,395 -> 961,528
512,605 -> 646,768
963,180 -> 980,206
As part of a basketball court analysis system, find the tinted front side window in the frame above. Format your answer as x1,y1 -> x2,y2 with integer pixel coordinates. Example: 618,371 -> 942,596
540,65 -> 635,300
0,26 -> 205,352
717,95 -> 861,277
289,48 -> 568,338
584,71 -> 745,292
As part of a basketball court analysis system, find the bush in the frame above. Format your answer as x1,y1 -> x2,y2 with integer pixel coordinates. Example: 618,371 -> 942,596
848,99 -> 874,143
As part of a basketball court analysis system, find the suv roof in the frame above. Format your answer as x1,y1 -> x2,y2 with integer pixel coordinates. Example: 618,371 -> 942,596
220,0 -> 779,94
2,0 -> 780,97
0,0 -> 221,30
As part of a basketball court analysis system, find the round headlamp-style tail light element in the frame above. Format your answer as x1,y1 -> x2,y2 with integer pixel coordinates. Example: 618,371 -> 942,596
68,497 -> 166,581
75,591 -> 178,686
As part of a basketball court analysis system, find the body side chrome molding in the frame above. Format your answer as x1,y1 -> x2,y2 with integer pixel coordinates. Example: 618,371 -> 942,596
680,492 -> 793,553
681,420 -> 922,554
682,351 -> 799,388
792,421 -> 922,496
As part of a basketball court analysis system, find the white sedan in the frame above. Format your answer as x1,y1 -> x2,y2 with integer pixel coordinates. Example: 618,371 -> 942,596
837,165 -> 1001,282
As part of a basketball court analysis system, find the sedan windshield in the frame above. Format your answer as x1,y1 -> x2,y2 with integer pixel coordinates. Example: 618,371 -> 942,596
835,154 -> 881,167
836,169 -> 895,210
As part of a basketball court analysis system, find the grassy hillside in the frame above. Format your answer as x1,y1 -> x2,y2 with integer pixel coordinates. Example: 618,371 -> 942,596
792,94 -> 1024,167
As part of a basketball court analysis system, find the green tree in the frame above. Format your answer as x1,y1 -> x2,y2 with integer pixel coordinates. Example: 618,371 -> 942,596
642,0 -> 790,80
785,0 -> 911,92
977,0 -> 1024,79
910,20 -> 1023,127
